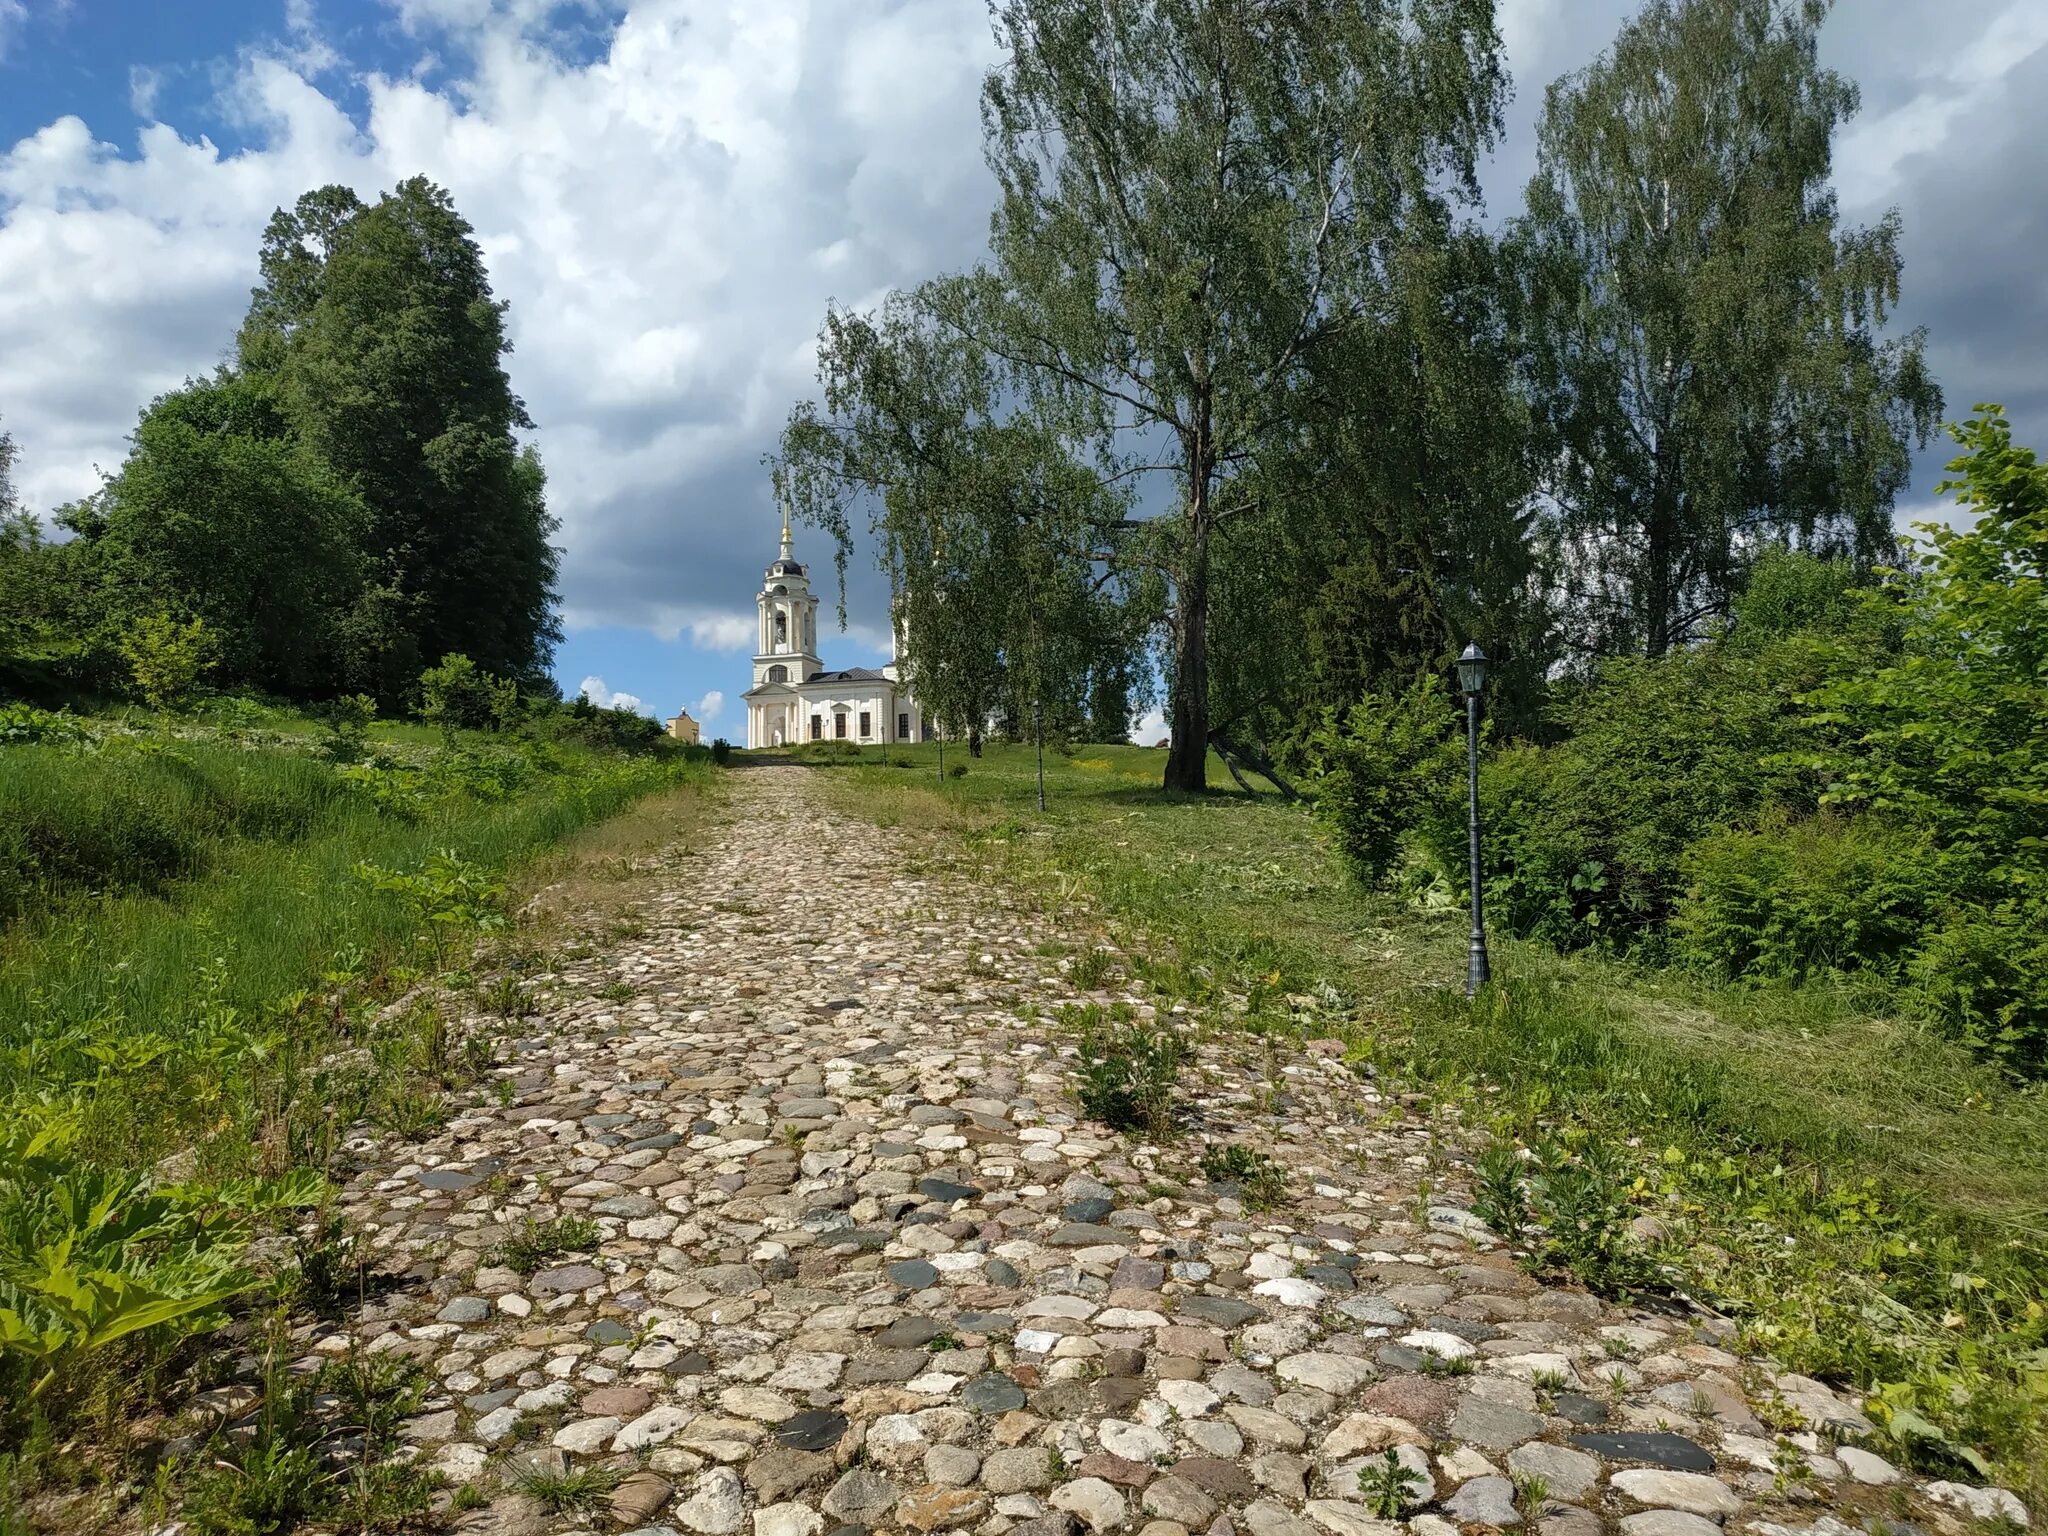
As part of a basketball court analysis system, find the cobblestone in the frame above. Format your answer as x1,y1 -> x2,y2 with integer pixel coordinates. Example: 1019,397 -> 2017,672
309,765 -> 2026,1536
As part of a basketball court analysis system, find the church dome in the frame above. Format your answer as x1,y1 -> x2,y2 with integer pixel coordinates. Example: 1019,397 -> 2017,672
771,558 -> 807,577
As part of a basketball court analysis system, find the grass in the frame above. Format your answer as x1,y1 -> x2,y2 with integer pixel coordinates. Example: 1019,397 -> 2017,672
0,701 -> 721,1522
804,738 -> 2048,1504
1,721 -> 711,1177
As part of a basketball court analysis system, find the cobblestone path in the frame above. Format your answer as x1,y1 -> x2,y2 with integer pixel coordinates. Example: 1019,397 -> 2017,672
333,765 -> 2028,1536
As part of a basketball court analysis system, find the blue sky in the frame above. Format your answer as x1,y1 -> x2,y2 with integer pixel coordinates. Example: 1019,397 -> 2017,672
5,0 -> 2047,738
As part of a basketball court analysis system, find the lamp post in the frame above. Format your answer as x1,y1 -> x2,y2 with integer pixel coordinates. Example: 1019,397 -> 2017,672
1456,643 -> 1491,996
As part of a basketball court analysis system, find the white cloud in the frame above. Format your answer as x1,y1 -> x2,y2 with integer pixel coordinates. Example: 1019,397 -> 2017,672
692,689 -> 724,723
128,66 -> 163,119
1130,706 -> 1167,746
0,1 -> 27,64
684,613 -> 759,650
578,675 -> 644,714
0,0 -> 1000,645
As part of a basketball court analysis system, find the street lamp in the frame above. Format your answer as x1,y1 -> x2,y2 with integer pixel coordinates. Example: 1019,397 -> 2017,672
1456,643 -> 1491,997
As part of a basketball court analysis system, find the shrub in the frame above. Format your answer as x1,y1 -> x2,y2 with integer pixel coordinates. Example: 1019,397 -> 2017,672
711,738 -> 732,765
118,612 -> 217,712
1672,814 -> 1949,986
317,693 -> 377,763
542,696 -> 663,752
1303,680 -> 1462,888
1431,636 -> 1833,952
948,761 -> 968,778
1907,900 -> 2048,1072
418,653 -> 516,732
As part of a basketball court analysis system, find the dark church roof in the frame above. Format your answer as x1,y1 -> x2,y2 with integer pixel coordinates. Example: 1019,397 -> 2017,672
809,667 -> 890,683
770,558 -> 807,577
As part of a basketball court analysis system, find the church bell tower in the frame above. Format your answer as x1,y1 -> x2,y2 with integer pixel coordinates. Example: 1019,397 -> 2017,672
753,500 -> 820,689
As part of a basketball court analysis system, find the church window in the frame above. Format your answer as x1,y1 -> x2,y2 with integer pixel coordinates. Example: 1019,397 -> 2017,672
898,712 -> 909,740
768,664 -> 788,683
810,714 -> 822,740
774,613 -> 787,645
859,710 -> 871,738
835,713 -> 847,739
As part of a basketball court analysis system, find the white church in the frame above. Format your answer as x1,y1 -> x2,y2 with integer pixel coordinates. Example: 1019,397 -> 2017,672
742,510 -> 928,750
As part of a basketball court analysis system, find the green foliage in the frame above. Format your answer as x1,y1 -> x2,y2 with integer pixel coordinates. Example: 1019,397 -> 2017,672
240,177 -> 561,697
0,703 -> 88,746
1196,1143 -> 1288,1211
0,738 -> 347,924
95,372 -> 368,698
545,694 -> 662,752
353,851 -> 507,960
0,1109 -> 322,1409
179,1341 -> 440,1536
1519,1133 -> 1661,1297
1672,814 -> 1947,985
1906,900 -> 2048,1068
1070,1006 -> 1183,1138
418,653 -> 517,733
119,612 -> 218,712
317,693 -> 377,763
1303,681 -> 1462,888
512,1462 -> 622,1515
1450,633 -> 1828,950
1355,1450 -> 1425,1518
711,737 -> 731,765
1514,0 -> 1940,657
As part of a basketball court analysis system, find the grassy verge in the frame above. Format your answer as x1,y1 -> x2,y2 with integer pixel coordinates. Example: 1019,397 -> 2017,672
805,739 -> 2048,1504
1,707 -> 721,1521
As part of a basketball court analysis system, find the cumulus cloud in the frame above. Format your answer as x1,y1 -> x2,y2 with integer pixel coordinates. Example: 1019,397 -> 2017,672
0,0 -> 999,646
1130,707 -> 1168,747
692,689 -> 724,724
578,675 -> 644,714
3,0 -> 2043,661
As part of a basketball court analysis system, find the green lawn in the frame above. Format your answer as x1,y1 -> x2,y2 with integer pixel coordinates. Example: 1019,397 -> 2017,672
805,738 -> 2048,1497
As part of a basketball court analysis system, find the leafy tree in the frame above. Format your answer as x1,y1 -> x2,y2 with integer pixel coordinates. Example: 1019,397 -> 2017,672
783,294 -> 1147,773
1513,0 -> 1941,659
917,0 -> 1507,790
96,373 -> 366,697
1801,406 -> 2048,885
241,178 -> 561,698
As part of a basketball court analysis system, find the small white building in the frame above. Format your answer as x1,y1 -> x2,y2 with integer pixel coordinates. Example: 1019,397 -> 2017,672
743,512 -> 926,750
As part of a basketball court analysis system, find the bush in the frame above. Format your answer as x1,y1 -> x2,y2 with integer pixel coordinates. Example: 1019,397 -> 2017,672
542,696 -> 662,752
1907,901 -> 2048,1072
418,653 -> 516,732
119,612 -> 217,712
711,738 -> 732,765
1433,636 -> 1833,952
1672,815 -> 1949,986
317,693 -> 376,763
1303,680 -> 1461,889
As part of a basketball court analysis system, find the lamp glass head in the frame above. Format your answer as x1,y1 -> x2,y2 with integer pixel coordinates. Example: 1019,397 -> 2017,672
1456,643 -> 1488,696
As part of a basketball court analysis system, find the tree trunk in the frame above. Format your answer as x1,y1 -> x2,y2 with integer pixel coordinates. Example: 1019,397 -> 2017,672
1163,505 -> 1212,794
968,724 -> 984,758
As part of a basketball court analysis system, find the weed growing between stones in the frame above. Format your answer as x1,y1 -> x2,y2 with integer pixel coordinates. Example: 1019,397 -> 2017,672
1068,1003 -> 1183,1137
489,1214 -> 602,1275
1196,1142 -> 1290,1210
1356,1450 -> 1425,1517
512,1462 -> 624,1514
175,1328 -> 442,1536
